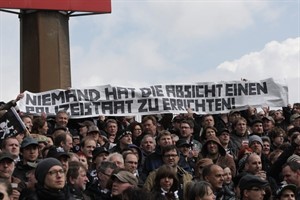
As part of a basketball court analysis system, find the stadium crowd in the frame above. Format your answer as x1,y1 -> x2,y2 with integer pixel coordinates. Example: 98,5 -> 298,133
0,93 -> 300,200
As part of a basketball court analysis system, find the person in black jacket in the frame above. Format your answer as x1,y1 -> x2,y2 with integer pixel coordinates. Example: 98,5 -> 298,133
24,157 -> 74,200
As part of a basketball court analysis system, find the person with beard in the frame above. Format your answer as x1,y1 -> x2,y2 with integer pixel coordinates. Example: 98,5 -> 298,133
199,136 -> 236,177
66,161 -> 90,200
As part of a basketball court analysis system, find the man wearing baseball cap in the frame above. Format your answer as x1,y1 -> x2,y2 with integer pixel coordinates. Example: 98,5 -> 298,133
13,137 -> 39,182
110,129 -> 132,153
239,174 -> 269,200
111,170 -> 138,198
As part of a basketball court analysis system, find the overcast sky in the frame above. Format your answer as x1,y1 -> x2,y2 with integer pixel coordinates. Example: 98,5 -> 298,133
0,1 -> 299,105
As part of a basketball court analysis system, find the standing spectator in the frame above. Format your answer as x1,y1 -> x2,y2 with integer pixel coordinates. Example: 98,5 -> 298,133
217,128 -> 236,159
142,115 -> 159,137
262,116 -> 275,135
202,164 -> 225,199
151,165 -> 179,200
281,161 -> 300,191
13,137 -> 39,182
80,137 -> 96,169
31,117 -> 49,135
0,152 -> 21,200
110,170 -> 138,200
238,174 -> 269,200
249,119 -> 264,136
110,129 -> 132,153
186,181 -> 215,200
275,184 -> 297,200
26,158 -> 72,200
142,130 -> 173,178
53,131 -> 73,153
78,120 -> 94,139
180,120 -> 201,153
85,161 -> 117,200
230,117 -> 249,155
143,145 -> 192,200
21,115 -> 33,133
199,136 -> 236,177
66,161 -> 90,200
104,119 -> 118,144
1,137 -> 20,162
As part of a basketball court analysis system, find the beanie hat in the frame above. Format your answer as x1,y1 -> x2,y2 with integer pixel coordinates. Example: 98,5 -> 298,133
35,158 -> 62,185
248,135 -> 263,147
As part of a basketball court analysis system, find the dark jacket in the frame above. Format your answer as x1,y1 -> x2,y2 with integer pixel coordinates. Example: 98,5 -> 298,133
85,181 -> 111,200
24,185 -> 75,200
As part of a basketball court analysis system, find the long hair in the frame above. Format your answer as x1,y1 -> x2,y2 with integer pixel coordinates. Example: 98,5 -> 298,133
153,165 -> 179,193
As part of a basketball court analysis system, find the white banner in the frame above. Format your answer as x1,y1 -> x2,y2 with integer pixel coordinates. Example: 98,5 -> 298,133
17,78 -> 288,118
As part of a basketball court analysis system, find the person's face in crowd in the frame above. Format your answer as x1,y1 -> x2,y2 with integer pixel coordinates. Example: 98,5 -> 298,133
280,189 -> 295,200
223,167 -> 232,185
23,117 -> 33,132
158,135 -> 173,147
109,155 -> 124,168
218,131 -> 230,146
205,128 -> 216,139
293,104 -> 300,114
178,145 -> 190,157
120,134 -> 132,146
47,136 -> 54,147
250,141 -> 262,155
142,119 -> 157,135
4,138 -> 20,158
282,165 -> 300,185
79,126 -> 88,137
81,140 -> 96,159
262,120 -> 274,132
44,165 -> 66,190
204,165 -> 224,190
257,111 -> 265,119
251,123 -> 264,135
243,187 -> 266,200
132,125 -> 142,138
234,120 -> 247,136
111,179 -> 133,196
273,110 -> 285,121
229,112 -> 241,123
207,141 -> 219,155
98,167 -> 113,189
56,113 -> 69,127
160,176 -> 174,192
70,167 -> 89,191
39,122 -> 49,135
63,134 -> 73,152
58,156 -> 69,172
87,131 -> 99,143
0,159 -> 15,179
22,145 -> 39,162
273,134 -> 284,147
94,153 -> 109,169
0,182 -> 11,200
162,149 -> 179,167
106,122 -> 118,136
124,154 -> 138,173
78,155 -> 89,170
262,141 -> 270,155
292,118 -> 300,128
141,136 -> 156,154
245,154 -> 262,174
195,186 -> 215,200
203,116 -> 214,128
180,123 -> 193,138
